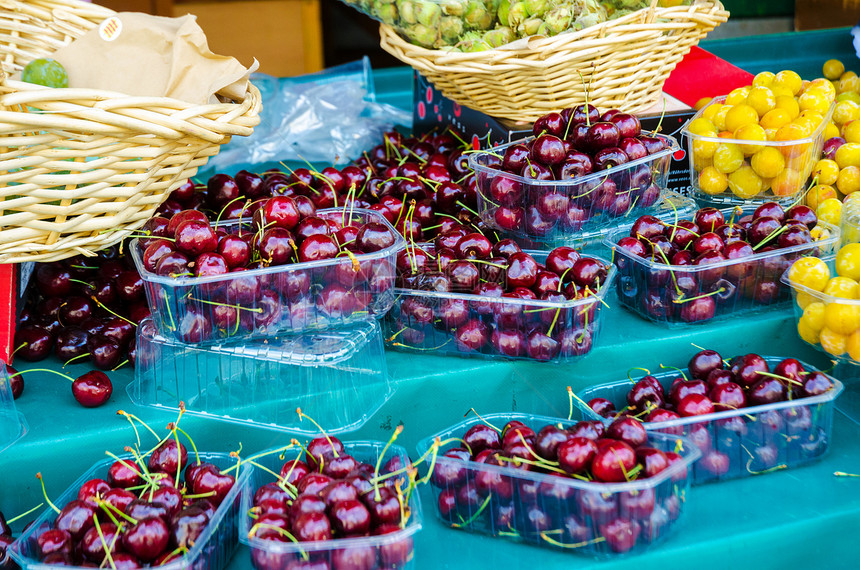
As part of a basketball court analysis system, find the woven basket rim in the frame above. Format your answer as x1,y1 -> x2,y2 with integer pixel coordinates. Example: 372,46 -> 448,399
380,0 -> 728,59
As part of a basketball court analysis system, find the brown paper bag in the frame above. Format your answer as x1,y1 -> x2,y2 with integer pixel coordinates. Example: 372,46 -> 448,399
44,12 -> 258,105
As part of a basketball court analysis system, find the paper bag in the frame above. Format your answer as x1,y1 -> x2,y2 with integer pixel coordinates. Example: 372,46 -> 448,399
45,12 -> 257,105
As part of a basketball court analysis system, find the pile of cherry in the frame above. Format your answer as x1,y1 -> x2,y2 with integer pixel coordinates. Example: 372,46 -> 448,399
246,435 -> 414,569
584,348 -> 836,482
613,201 -> 825,324
23,438 -> 236,568
156,128 -> 483,244
430,416 -> 688,554
136,199 -> 400,343
15,245 -> 147,370
390,238 -> 610,360
476,105 -> 668,236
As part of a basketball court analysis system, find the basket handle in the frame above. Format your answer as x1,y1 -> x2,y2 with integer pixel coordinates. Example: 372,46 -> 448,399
645,0 -> 659,23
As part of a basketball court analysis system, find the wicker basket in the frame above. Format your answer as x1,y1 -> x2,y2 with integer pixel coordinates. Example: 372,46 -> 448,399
380,0 -> 728,122
0,0 -> 261,263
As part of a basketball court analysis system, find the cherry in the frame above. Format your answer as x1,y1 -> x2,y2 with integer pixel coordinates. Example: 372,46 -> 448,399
364,486 -> 403,527
530,134 -> 566,165
591,440 -> 636,482
585,122 -> 621,151
556,437 -> 597,475
676,393 -> 714,417
356,222 -> 395,252
87,334 -> 122,369
679,296 -> 716,323
710,381 -> 746,411
694,208 -> 724,233
588,398 -> 616,418
627,378 -> 665,412
748,377 -> 787,406
610,113 -> 641,138
747,216 -> 781,247
174,220 -> 218,257
306,436 -> 345,470
37,528 -> 73,558
558,152 -> 593,178
687,349 -> 723,380
293,512 -> 331,542
526,331 -> 560,361
170,506 -> 209,549
753,202 -> 785,224
148,439 -> 187,475
802,371 -> 833,397
700,451 -> 730,477
636,447 -> 669,478
328,499 -> 370,537
730,354 -> 769,388
375,523 -> 413,567
570,257 -> 607,289
54,327 -> 89,362
35,264 -> 73,297
189,465 -> 235,506
121,517 -> 169,561
463,423 -> 501,456
55,499 -> 96,540
778,224 -> 812,248
593,147 -> 629,170
532,425 -> 569,461
455,319 -> 489,353
785,204 -> 817,229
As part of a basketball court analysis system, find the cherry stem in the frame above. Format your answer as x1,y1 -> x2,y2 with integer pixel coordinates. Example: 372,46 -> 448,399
373,424 -> 404,501
540,532 -> 606,549
116,410 -> 161,442
174,425 -> 201,466
567,386 -> 575,421
92,514 -> 117,570
463,408 -> 501,433
97,496 -> 137,525
627,367 -> 651,383
452,494 -> 492,528
216,195 -> 247,225
183,490 -> 217,499
62,353 -> 91,368
671,287 -> 725,304
248,523 -> 308,560
11,369 -> 73,382
111,360 -> 129,372
35,473 -> 60,514
296,408 -> 339,459
752,225 -> 789,251
659,364 -> 688,381
757,370 -> 802,386
222,444 -> 295,476
5,503 -> 43,525
88,296 -> 138,327
566,387 -> 591,416
834,471 -> 860,477
190,297 -> 262,314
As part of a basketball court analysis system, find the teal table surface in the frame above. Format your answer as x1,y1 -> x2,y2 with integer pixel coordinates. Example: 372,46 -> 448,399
4,26 -> 860,570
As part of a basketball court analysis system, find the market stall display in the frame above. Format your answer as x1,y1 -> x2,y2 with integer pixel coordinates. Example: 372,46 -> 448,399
606,203 -> 840,325
574,350 -> 843,484
2,8 -> 860,570
386,246 -> 615,361
239,439 -> 422,570
470,106 -> 680,242
417,412 -> 699,556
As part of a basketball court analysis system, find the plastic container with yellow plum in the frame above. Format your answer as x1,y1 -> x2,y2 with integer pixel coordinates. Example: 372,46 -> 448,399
782,250 -> 860,364
683,95 -> 835,206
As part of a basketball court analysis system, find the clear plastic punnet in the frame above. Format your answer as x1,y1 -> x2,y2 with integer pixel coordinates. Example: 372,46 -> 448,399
683,96 -> 835,206
0,362 -> 26,454
416,412 -> 699,558
239,441 -> 422,570
130,208 -> 405,345
10,452 -> 251,570
130,318 -> 393,435
574,358 -> 842,485
603,206 -> 840,326
470,133 -> 679,244
384,251 -> 616,362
